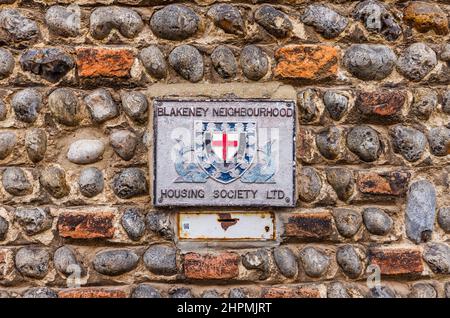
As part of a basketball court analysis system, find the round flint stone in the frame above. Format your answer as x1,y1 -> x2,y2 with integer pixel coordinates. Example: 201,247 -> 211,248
25,128 -> 47,163
316,126 -> 342,160
90,6 -> 143,40
438,207 -> 450,233
110,130 -> 138,161
112,168 -> 148,199
229,288 -> 248,298
67,139 -> 105,164
169,287 -> 193,298
346,125 -> 381,162
299,247 -> 330,278
0,100 -> 7,121
298,167 -> 322,202
45,5 -> 81,37
427,127 -> 450,156
0,9 -> 39,42
121,208 -> 145,241
0,48 -> 14,79
78,167 -> 104,198
343,44 -> 396,80
93,249 -> 139,276
169,45 -> 204,83
211,45 -> 237,79
84,89 -> 118,124
410,88 -> 437,120
150,4 -> 200,41
15,246 -> 50,278
323,91 -> 348,121
54,246 -> 82,276
326,167 -> 354,202
443,90 -> 450,114
0,131 -> 16,160
254,5 -> 293,38
39,165 -> 70,199
397,43 -> 437,81
143,244 -> 177,276
389,125 -> 426,162
11,88 -> 42,123
0,215 -> 9,240
139,46 -> 167,79
120,91 -> 148,123
273,246 -> 298,278
363,207 -> 393,236
207,4 -> 245,35
14,207 -> 52,236
302,4 -> 348,39
23,287 -> 57,298
240,45 -> 268,81
131,284 -> 161,298
409,283 -> 437,298
333,208 -> 362,238
2,167 -> 32,196
327,282 -> 350,298
336,245 -> 362,278
423,243 -> 450,274
48,88 -> 80,126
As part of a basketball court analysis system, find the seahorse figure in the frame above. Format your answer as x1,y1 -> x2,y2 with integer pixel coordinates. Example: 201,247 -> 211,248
173,137 -> 208,183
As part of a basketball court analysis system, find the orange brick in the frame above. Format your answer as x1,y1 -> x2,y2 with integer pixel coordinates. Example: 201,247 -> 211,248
356,90 -> 406,120
284,212 -> 333,240
76,47 -> 134,78
57,211 -> 115,239
357,171 -> 411,196
274,45 -> 339,81
58,288 -> 126,298
369,247 -> 424,275
184,252 -> 240,280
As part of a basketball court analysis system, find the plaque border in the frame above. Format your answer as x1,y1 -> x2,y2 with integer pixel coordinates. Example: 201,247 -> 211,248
152,98 -> 296,208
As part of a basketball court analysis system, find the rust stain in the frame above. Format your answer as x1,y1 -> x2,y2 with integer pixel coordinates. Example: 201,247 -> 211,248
217,213 -> 239,231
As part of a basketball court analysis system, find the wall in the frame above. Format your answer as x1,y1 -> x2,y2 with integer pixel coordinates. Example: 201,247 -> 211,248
0,0 -> 449,298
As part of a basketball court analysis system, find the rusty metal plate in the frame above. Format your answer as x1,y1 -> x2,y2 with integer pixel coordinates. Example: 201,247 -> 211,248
153,99 -> 295,207
178,212 -> 275,240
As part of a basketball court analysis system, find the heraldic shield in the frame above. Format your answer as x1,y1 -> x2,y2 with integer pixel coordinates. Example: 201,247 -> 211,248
194,121 -> 257,184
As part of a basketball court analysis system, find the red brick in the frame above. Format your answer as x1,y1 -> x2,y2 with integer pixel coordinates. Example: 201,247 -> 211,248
357,171 -> 411,196
284,212 -> 333,240
356,90 -> 406,121
57,211 -> 115,239
58,288 -> 126,298
184,252 -> 240,280
274,45 -> 339,81
261,286 -> 321,298
76,47 -> 134,78
369,247 -> 424,275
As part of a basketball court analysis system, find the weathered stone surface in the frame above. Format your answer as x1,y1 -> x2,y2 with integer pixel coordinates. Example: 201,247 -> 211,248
356,90 -> 405,121
67,139 -> 105,164
150,4 -> 200,41
346,125 -> 381,162
284,212 -> 333,240
261,286 -> 321,298
443,90 -> 450,114
48,88 -> 80,126
202,290 -> 220,298
0,101 -> 6,121
78,167 -> 104,198
93,249 -> 139,276
57,211 -> 115,239
410,88 -> 437,120
298,167 -> 322,202
2,167 -> 32,196
84,89 -> 119,123
121,208 -> 145,241
54,246 -> 83,276
76,48 -> 134,78
131,284 -> 161,298
408,283 -> 437,298
58,288 -> 126,298
240,45 -> 268,81
333,209 -> 362,238
316,127 -> 342,160
23,287 -> 57,298
441,44 -> 450,62
0,131 -> 16,160
302,5 -> 348,39
297,89 -> 319,123
273,246 -> 298,278
404,2 -> 448,35
112,168 -> 148,199
299,247 -> 330,278
255,5 -> 293,38
242,249 -> 270,279
326,168 -> 354,201
120,91 -> 148,123
390,125 -> 426,162
184,252 -> 240,280
25,129 -> 46,163
423,243 -> 450,274
20,48 -> 74,82
15,246 -> 49,278
323,91 -> 348,121
275,45 -> 339,81
90,6 -> 143,40
39,165 -> 70,199
143,244 -> 177,276
343,45 -> 396,80
428,126 -> 450,156
211,45 -> 237,79
139,46 -> 166,79
0,216 -> 8,240
397,43 -> 437,81
406,180 -> 436,243
207,4 -> 244,35
229,288 -> 248,298
15,207 -> 52,236
0,48 -> 14,79
369,247 -> 424,275
327,282 -> 350,298
369,285 -> 397,298
146,211 -> 173,239
11,88 -> 42,123
45,5 -> 81,37
169,45 -> 204,83
169,287 -> 193,298
336,245 -> 362,278
0,9 -> 39,42
362,208 -> 393,236
110,130 -> 138,161
437,207 -> 450,233
357,170 -> 411,196
353,0 -> 402,41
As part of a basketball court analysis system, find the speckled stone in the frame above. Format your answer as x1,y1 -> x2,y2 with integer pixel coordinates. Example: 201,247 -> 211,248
297,89 -> 319,123
333,208 -> 362,238
240,45 -> 268,81
121,208 -> 145,241
0,215 -> 9,240
0,9 -> 39,42
53,245 -> 83,276
110,130 -> 138,161
39,165 -> 70,199
48,88 -> 80,126
93,249 -> 139,276
0,131 -> 16,160
423,243 -> 450,274
45,5 -> 81,37
298,167 -> 322,202
120,91 -> 148,124
437,207 -> 450,233
302,4 -> 348,38
23,287 -> 57,298
139,46 -> 167,79
273,246 -> 298,278
363,207 -> 393,236
408,283 -> 437,298
11,88 -> 42,123
326,167 -> 354,201
78,167 -> 104,198
0,48 -> 14,79
150,4 -> 200,41
211,45 -> 237,79
316,126 -> 343,160
143,244 -> 177,276
299,247 -> 330,278
346,125 -> 381,162
25,128 -> 47,163
336,245 -> 362,278
84,89 -> 119,124
389,125 -> 427,162
397,43 -> 437,81
2,167 -> 32,196
255,5 -> 293,38
131,284 -> 161,298
14,207 -> 52,236
168,45 -> 204,83
410,88 -> 437,120
90,6 -> 143,40
207,4 -> 244,35
427,127 -> 450,156
15,246 -> 49,278
112,168 -> 148,199
323,91 -> 348,121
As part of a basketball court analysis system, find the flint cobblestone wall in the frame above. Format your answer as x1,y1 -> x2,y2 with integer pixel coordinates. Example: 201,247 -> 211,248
0,0 -> 449,298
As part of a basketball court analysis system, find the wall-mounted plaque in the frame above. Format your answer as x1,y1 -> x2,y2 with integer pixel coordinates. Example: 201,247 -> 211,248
153,99 -> 295,207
